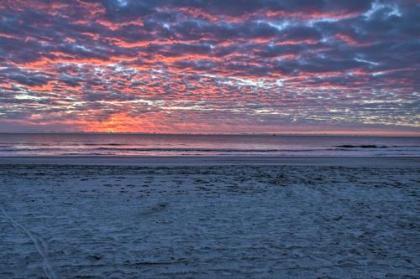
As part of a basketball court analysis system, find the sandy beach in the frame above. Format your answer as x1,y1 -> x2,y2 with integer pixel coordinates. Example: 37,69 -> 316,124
0,157 -> 419,278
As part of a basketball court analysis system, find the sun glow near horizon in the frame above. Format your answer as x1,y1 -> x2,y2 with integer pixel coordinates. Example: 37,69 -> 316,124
0,0 -> 419,135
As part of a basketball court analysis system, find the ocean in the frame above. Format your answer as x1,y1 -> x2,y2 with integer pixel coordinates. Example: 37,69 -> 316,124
0,133 -> 419,157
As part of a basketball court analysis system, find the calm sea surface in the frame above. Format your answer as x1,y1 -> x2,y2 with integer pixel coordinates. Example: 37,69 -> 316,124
0,133 -> 419,157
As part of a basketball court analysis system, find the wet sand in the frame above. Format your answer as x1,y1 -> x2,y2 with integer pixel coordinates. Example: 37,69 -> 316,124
0,156 -> 419,168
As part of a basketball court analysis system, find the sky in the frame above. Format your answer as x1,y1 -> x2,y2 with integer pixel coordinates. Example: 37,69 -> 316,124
0,0 -> 419,135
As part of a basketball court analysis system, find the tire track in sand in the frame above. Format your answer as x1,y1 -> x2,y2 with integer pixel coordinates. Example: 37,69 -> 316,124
1,207 -> 58,279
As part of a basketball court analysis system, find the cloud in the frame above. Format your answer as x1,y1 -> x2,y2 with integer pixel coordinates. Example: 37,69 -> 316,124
0,0 -> 418,133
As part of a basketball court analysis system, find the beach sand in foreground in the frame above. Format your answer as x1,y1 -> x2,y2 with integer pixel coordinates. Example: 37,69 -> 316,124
0,158 -> 419,278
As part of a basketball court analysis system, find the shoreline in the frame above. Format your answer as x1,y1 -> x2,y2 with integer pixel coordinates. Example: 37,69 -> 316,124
0,156 -> 418,168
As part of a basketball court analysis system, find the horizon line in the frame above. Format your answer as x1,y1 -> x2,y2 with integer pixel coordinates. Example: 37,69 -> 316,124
0,132 -> 419,137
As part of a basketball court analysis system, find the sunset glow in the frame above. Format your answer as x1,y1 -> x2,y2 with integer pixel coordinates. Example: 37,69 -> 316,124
0,0 -> 419,135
